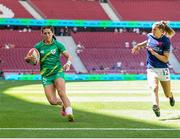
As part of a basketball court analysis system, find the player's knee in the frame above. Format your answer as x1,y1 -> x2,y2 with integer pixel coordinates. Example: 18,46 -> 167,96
149,85 -> 158,94
149,84 -> 158,93
153,86 -> 158,93
48,98 -> 57,105
58,90 -> 66,98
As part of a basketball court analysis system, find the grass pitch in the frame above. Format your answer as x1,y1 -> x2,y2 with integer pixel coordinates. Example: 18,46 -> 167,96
0,80 -> 180,138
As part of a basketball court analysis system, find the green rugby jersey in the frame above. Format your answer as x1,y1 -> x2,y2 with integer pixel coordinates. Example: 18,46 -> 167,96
34,39 -> 66,77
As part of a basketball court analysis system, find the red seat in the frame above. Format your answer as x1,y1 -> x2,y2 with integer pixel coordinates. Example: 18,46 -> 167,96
31,0 -> 109,20
1,0 -> 33,18
72,32 -> 147,73
109,0 -> 180,21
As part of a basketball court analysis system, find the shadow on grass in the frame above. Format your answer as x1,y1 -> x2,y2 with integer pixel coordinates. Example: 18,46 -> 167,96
160,116 -> 180,121
0,80 -> 180,138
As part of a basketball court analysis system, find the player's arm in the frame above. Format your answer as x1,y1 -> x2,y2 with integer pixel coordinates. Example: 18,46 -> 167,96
147,48 -> 169,63
131,40 -> 147,54
62,51 -> 72,71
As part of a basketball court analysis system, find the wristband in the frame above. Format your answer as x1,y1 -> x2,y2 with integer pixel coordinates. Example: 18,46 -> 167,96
66,60 -> 72,66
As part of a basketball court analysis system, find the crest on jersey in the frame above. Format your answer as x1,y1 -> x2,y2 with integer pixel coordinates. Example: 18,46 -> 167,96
51,49 -> 56,54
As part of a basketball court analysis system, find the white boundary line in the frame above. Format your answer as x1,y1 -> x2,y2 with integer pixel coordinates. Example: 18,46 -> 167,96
0,128 -> 180,131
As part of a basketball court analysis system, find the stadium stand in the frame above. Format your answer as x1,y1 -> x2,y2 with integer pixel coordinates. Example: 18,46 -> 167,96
77,48 -> 146,74
0,30 -> 74,73
1,0 -> 33,18
0,30 -> 41,48
0,29 -> 178,74
72,32 -> 147,73
0,30 -> 40,73
72,32 -> 146,48
0,48 -> 39,73
30,0 -> 110,20
0,0 -> 179,74
171,32 -> 180,62
109,0 -> 180,21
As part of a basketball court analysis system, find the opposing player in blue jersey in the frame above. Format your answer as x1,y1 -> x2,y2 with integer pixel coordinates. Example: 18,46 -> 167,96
132,21 -> 175,117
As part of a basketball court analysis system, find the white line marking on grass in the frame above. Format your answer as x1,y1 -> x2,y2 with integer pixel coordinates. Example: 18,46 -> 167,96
13,96 -> 180,102
0,128 -> 180,131
7,89 -> 180,94
69,97 -> 180,102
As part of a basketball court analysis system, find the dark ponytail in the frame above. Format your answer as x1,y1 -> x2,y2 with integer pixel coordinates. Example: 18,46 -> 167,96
52,35 -> 56,40
153,21 -> 175,38
161,21 -> 175,38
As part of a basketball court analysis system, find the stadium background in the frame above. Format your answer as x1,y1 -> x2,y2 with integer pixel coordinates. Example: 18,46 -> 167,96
0,0 -> 180,138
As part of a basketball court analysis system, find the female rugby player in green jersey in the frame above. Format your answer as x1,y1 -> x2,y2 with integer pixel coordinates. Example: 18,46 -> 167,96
25,26 -> 74,122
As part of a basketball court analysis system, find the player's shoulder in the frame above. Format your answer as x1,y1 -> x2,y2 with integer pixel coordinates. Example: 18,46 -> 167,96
147,33 -> 157,42
162,35 -> 170,41
54,40 -> 64,47
34,41 -> 43,49
161,35 -> 170,45
54,40 -> 66,52
54,40 -> 66,50
147,33 -> 153,38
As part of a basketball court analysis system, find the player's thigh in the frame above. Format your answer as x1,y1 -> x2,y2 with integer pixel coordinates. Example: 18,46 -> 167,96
43,83 -> 56,101
54,78 -> 66,93
158,68 -> 171,96
54,72 -> 65,92
158,68 -> 170,81
147,69 -> 158,89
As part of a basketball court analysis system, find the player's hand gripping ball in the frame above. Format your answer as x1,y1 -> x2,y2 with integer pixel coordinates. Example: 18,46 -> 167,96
25,48 -> 40,65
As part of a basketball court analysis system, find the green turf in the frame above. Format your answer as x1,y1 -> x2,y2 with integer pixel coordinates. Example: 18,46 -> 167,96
0,80 -> 180,138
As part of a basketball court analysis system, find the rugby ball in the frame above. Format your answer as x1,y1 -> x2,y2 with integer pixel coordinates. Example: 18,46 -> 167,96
27,48 -> 40,65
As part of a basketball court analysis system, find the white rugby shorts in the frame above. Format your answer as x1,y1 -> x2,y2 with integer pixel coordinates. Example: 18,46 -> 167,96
147,68 -> 170,88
